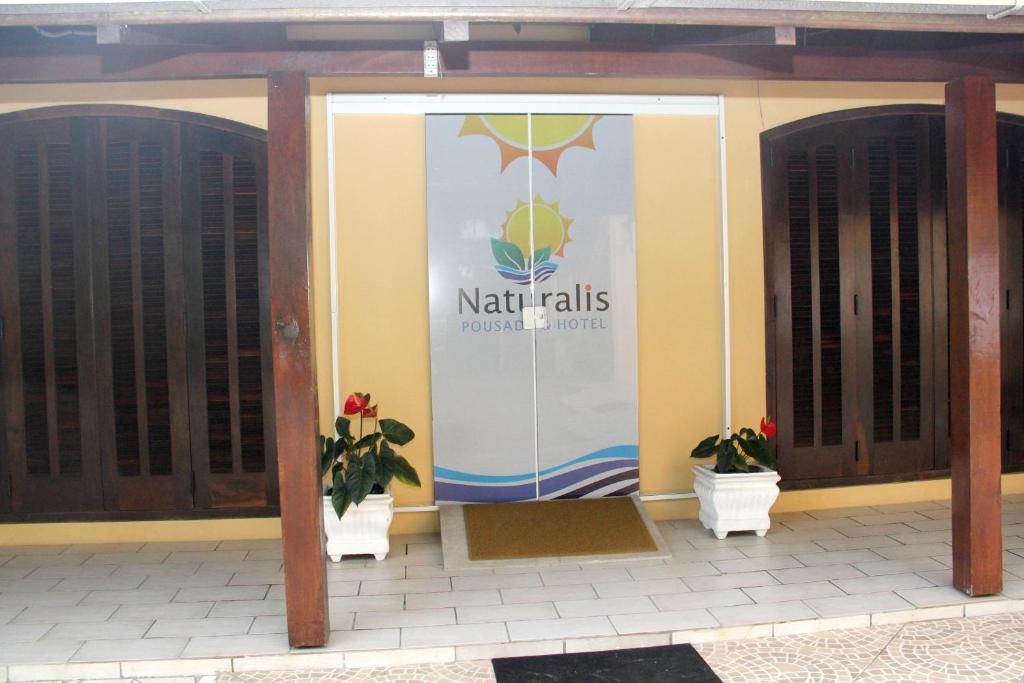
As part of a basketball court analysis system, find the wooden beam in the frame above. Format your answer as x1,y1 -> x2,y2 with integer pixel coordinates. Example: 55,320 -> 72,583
5,6 -> 1024,34
3,43 -> 1024,84
946,75 -> 1003,597
590,24 -> 798,46
267,70 -> 329,646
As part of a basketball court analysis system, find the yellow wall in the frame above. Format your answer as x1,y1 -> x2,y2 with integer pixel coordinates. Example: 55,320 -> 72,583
4,77 -> 1024,543
0,80 -> 267,127
0,518 -> 280,546
635,116 -> 723,497
325,111 -> 726,529
312,78 -> 1024,532
331,114 -> 434,511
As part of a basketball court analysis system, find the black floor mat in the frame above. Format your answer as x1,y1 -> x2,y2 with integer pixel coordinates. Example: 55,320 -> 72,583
491,643 -> 722,682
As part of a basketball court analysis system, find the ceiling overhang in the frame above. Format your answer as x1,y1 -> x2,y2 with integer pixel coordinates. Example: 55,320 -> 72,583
3,0 -> 1024,31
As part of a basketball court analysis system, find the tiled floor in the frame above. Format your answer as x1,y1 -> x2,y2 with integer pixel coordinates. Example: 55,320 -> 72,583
3,495 -> 1024,681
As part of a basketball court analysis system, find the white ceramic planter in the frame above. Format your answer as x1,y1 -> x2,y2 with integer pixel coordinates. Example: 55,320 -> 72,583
322,493 -> 394,562
692,463 -> 781,539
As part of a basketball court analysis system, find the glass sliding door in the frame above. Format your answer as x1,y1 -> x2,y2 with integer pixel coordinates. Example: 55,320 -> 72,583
426,111 -> 639,503
426,114 -> 538,502
530,114 -> 639,499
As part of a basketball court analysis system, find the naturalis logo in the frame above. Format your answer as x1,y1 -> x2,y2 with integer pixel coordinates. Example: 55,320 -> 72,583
455,114 -> 611,327
490,195 -> 571,285
459,114 -> 603,285
458,195 -> 610,319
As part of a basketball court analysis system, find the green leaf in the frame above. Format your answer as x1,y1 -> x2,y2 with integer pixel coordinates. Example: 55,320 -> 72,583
753,434 -> 777,469
491,238 -> 526,270
335,416 -> 354,445
736,434 -> 762,463
380,419 -> 415,446
716,440 -> 739,474
345,454 -> 377,506
391,455 -> 422,488
691,434 -> 719,458
532,246 -> 552,266
377,441 -> 398,489
363,451 -> 380,489
352,432 -> 382,451
331,469 -> 352,518
319,436 -> 336,478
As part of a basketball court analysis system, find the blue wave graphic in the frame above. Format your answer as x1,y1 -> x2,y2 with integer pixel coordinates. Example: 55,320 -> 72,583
435,481 -> 537,503
541,459 -> 637,494
495,261 -> 558,285
435,445 -> 639,503
434,464 -> 638,502
435,445 -> 638,484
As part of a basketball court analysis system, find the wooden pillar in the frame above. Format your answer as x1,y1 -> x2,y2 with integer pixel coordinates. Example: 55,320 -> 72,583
268,71 -> 329,646
946,76 -> 1003,597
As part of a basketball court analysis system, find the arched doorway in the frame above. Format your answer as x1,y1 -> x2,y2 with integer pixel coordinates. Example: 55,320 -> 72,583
762,105 -> 1024,488
0,105 -> 277,517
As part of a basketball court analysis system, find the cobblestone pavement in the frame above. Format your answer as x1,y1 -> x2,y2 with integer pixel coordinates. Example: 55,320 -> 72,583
215,613 -> 1024,683
698,612 -> 1024,682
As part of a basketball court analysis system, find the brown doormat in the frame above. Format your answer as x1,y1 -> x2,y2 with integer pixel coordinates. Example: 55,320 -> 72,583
463,497 -> 658,561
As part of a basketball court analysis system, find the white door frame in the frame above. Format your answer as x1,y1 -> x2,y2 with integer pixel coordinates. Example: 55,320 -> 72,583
326,94 -> 730,505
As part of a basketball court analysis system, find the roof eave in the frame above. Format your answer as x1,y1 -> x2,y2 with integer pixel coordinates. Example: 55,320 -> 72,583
4,5 -> 1024,33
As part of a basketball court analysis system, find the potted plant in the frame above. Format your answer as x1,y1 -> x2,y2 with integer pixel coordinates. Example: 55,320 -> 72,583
690,418 -> 780,539
319,392 -> 421,562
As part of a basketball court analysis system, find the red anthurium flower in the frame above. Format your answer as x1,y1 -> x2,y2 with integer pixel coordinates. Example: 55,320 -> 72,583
361,404 -> 378,418
343,393 -> 368,416
760,417 -> 777,438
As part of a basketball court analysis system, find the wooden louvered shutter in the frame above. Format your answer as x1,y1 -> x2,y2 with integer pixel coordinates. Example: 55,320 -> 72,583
767,126 -> 858,481
90,117 -> 194,511
853,117 -> 937,476
0,118 -> 104,512
1000,122 -> 1024,471
183,127 -> 277,509
766,113 -> 943,485
1,109 -> 274,518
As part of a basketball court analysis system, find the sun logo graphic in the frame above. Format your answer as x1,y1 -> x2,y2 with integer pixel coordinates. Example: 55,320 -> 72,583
491,196 -> 573,285
459,114 -> 602,175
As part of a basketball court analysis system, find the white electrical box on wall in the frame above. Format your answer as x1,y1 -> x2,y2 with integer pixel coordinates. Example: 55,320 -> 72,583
423,40 -> 439,78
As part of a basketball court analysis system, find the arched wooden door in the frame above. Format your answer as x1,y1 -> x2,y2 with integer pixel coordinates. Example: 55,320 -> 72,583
763,107 -> 945,486
0,106 -> 276,516
764,105 -> 1024,487
998,120 -> 1024,472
